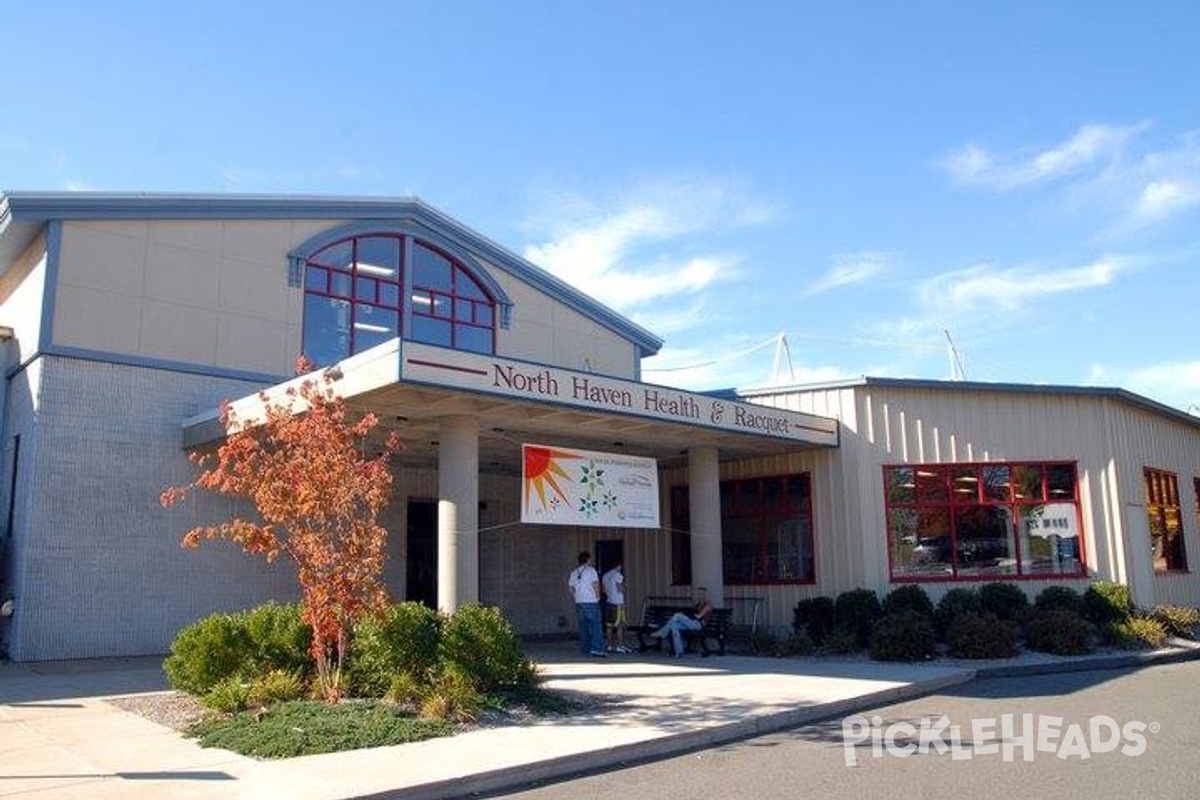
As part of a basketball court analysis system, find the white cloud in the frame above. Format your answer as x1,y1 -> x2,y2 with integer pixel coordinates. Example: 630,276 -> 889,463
521,176 -> 770,312
919,258 -> 1124,311
941,123 -> 1148,191
1135,179 -> 1200,220
805,251 -> 891,296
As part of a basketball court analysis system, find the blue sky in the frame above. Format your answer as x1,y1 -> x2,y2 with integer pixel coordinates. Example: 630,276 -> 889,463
5,2 -> 1200,409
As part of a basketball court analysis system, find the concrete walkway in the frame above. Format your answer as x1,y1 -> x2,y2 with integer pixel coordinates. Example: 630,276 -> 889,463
2,642 -> 1196,800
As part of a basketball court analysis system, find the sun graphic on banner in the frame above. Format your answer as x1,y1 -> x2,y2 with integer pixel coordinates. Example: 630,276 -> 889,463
523,445 -> 582,513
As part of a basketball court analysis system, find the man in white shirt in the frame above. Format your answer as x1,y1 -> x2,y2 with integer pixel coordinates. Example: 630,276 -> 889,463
568,551 -> 606,657
601,561 -> 630,653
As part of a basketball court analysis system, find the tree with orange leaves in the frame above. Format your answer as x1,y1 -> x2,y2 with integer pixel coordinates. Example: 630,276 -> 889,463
161,358 -> 401,702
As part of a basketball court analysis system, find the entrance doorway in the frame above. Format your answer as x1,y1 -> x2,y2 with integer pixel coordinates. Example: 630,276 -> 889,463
406,500 -> 437,607
594,539 -> 624,582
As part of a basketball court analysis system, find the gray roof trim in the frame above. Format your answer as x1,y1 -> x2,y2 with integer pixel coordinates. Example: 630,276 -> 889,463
0,191 -> 664,356
736,375 -> 1200,430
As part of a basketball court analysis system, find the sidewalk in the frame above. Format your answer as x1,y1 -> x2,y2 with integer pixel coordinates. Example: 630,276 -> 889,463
2,641 -> 1197,800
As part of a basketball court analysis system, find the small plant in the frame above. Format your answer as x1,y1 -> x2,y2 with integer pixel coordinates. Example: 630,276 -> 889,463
346,602 -> 441,697
882,585 -> 935,620
869,610 -> 936,662
203,675 -> 253,714
386,673 -> 427,707
1109,616 -> 1169,650
979,582 -> 1029,624
834,589 -> 883,649
1026,608 -> 1094,655
1034,585 -> 1083,615
1082,582 -> 1133,627
793,596 -> 836,645
749,628 -> 814,657
248,669 -> 306,707
1150,604 -> 1200,639
934,588 -> 981,639
439,604 -> 535,692
419,669 -> 482,722
945,613 -> 1017,659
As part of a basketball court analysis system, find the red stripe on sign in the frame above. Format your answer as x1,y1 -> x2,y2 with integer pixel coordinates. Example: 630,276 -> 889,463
407,358 -> 490,377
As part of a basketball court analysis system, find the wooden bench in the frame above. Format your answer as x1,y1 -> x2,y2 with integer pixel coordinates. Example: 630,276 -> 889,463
627,604 -> 733,656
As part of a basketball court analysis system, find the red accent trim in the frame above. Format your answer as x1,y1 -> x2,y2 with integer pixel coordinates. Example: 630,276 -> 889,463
406,358 -> 489,377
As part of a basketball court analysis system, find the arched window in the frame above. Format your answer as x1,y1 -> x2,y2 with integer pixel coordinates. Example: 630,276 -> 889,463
301,233 -> 496,365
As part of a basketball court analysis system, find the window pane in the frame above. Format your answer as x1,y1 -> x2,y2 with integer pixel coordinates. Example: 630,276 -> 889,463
1047,465 -> 1075,499
886,467 -> 916,504
331,272 -> 352,298
431,294 -> 451,318
355,237 -> 400,279
411,315 -> 452,347
353,304 -> 397,351
454,298 -> 473,322
455,267 -> 487,300
786,474 -> 811,510
455,324 -> 492,354
954,505 -> 1016,576
983,465 -> 1011,501
1018,504 -> 1081,575
379,283 -> 400,308
310,240 -> 353,270
916,468 -> 948,502
302,295 -> 351,366
304,265 -> 328,292
411,289 -> 433,314
476,304 -> 494,326
893,507 -> 952,577
765,514 -> 814,582
722,516 -> 760,584
413,243 -> 453,290
355,276 -> 376,302
951,466 -> 979,503
762,478 -> 783,510
1012,464 -> 1043,501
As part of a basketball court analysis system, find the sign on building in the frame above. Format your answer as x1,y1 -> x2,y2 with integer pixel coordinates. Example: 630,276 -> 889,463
521,443 -> 659,528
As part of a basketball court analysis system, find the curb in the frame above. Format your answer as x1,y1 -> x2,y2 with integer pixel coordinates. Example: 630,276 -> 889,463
355,669 -> 977,800
973,643 -> 1200,679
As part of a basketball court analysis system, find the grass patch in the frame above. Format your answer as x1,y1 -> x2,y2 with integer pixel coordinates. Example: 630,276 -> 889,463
187,700 -> 454,759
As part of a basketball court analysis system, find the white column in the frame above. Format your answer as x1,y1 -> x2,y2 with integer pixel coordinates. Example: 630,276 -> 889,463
437,415 -> 479,612
688,445 -> 724,607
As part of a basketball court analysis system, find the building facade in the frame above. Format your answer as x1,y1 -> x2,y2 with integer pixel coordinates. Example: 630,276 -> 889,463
1,191 -> 1196,661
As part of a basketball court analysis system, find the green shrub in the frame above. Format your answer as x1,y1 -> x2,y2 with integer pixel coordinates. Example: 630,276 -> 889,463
1034,585 -> 1083,615
243,603 -> 311,676
165,603 -> 312,696
834,589 -> 883,649
248,669 -> 306,707
882,585 -> 935,620
1151,604 -> 1200,639
946,613 -> 1017,659
439,604 -> 534,692
1026,609 -> 1094,655
869,610 -> 936,662
749,628 -> 814,657
935,588 -> 981,639
979,582 -> 1029,623
818,624 -> 860,655
165,612 -> 253,694
1082,582 -> 1133,627
1109,616 -> 1169,650
346,602 -> 441,697
793,596 -> 836,645
386,672 -> 427,706
203,675 -> 253,714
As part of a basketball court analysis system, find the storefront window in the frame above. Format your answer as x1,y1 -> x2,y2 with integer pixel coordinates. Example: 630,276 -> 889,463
885,461 -> 1084,581
1146,468 -> 1187,572
673,473 -> 815,586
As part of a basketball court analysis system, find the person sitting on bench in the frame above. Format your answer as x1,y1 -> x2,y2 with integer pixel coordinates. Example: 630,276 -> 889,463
651,599 -> 714,657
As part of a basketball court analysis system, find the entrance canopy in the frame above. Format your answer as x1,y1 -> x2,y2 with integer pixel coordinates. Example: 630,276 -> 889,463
181,339 -> 840,471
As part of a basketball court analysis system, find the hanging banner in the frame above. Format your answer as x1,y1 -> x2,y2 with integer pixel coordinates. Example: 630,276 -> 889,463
521,443 -> 659,528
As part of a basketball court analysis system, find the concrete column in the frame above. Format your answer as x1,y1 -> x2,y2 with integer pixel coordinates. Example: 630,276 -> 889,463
688,445 -> 724,607
437,415 -> 479,612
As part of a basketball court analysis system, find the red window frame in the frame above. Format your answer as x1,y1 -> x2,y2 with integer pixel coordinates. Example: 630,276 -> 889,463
302,234 -> 496,363
884,461 -> 1087,583
1146,468 -> 1188,573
